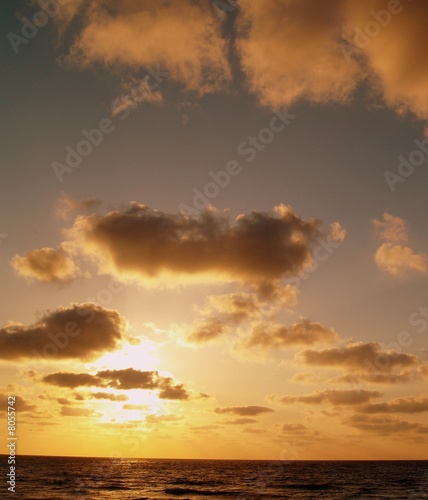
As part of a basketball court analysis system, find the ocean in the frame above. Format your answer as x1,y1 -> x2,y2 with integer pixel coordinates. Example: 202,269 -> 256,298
1,456 -> 427,499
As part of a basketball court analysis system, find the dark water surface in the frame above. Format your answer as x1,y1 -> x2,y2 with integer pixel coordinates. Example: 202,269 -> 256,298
1,456 -> 427,499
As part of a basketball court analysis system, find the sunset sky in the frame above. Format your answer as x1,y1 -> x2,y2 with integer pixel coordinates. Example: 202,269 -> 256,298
1,0 -> 428,460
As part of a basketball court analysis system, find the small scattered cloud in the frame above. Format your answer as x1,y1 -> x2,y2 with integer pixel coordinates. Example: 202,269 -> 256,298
374,243 -> 428,277
372,213 -> 427,277
214,406 -> 274,416
372,213 -> 408,243
56,193 -> 101,220
60,406 -> 100,417
244,319 -> 338,351
271,389 -> 382,406
11,245 -> 79,283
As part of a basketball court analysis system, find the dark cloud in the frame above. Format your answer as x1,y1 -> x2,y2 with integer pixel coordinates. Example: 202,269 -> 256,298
90,392 -> 128,401
272,389 -> 381,406
43,368 -> 189,400
282,423 -> 308,434
69,204 -> 323,286
0,393 -> 35,413
214,406 -> 275,416
298,342 -> 418,371
345,414 -> 428,435
60,407 -> 99,417
0,303 -> 125,361
244,319 -> 338,350
358,395 -> 428,414
223,418 -> 258,425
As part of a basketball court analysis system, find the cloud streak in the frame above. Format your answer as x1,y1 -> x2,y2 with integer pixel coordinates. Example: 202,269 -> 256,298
43,368 -> 189,400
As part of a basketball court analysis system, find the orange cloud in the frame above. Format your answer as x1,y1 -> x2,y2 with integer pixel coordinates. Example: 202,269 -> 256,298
63,0 -> 231,96
272,389 -> 382,406
236,0 -> 361,108
244,320 -> 338,350
11,245 -> 78,283
374,243 -> 428,277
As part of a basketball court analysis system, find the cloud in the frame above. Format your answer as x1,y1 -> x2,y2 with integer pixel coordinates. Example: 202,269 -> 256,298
282,423 -> 308,433
0,393 -> 35,413
43,368 -> 189,400
236,0 -> 361,108
186,285 -> 297,344
67,204 -> 323,286
372,213 -> 408,243
223,418 -> 258,425
358,395 -> 428,414
244,319 -> 338,350
236,1 -> 428,119
342,0 -> 428,119
0,303 -> 124,360
111,78 -> 164,117
187,319 -> 230,344
374,243 -> 428,277
62,0 -> 231,96
146,414 -> 183,424
272,389 -> 381,406
60,406 -> 99,417
90,392 -> 128,401
331,371 -> 414,385
11,245 -> 79,283
298,342 -> 418,372
371,213 -> 427,277
214,406 -> 274,416
418,365 -> 428,382
56,193 -> 101,220
345,414 -> 428,435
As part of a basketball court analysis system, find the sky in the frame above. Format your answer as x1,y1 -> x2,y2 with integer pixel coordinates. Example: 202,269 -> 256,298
1,0 -> 428,460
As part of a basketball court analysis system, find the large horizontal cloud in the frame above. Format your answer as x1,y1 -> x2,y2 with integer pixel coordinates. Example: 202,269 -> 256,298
214,405 -> 274,416
345,414 -> 428,435
358,395 -> 428,414
43,368 -> 189,400
272,389 -> 381,406
0,303 -> 124,360
244,320 -> 338,350
11,245 -> 79,283
67,204 -> 324,286
298,342 -> 418,372
61,0 -> 230,96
